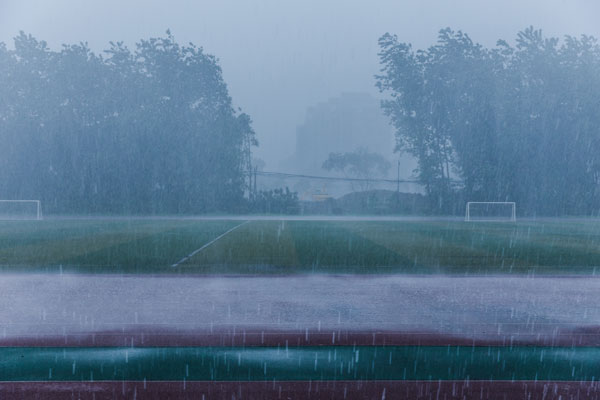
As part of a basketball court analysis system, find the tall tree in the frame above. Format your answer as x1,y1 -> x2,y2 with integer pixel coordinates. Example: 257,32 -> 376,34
377,27 -> 600,215
0,31 -> 256,214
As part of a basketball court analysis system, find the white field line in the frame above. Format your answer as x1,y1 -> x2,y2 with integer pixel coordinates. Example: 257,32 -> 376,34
170,220 -> 250,267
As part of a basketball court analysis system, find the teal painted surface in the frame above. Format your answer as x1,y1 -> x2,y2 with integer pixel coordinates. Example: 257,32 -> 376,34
2,346 -> 600,381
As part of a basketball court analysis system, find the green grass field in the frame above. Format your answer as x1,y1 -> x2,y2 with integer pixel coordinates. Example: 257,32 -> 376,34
2,218 -> 600,274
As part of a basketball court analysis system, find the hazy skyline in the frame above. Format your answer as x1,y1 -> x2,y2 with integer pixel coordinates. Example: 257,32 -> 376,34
2,0 -> 599,169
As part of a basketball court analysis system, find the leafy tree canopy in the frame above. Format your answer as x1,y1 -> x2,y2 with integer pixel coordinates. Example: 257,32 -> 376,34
377,27 -> 600,215
322,147 -> 391,191
0,31 -> 256,214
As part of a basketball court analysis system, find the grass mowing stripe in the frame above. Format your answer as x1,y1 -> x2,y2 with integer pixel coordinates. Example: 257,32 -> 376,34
171,221 -> 249,267
2,346 -> 600,382
182,220 -> 600,274
0,220 -> 240,273
4,218 -> 600,274
289,221 -> 412,270
189,220 -> 414,273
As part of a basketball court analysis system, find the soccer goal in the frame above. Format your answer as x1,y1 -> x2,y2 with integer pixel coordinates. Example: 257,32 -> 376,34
0,200 -> 43,220
465,202 -> 516,222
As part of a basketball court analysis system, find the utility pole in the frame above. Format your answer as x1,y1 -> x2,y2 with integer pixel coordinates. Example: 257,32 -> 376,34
253,166 -> 258,197
396,160 -> 400,193
247,159 -> 253,199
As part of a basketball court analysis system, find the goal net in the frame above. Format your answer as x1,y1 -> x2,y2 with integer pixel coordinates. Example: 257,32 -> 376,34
465,202 -> 516,222
0,200 -> 42,220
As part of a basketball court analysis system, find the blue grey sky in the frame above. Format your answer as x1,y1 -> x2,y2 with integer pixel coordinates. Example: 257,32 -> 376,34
1,0 -> 599,168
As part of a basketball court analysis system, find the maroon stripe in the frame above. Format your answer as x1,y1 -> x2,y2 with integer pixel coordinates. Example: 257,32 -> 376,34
1,380 -> 599,399
1,326 -> 599,347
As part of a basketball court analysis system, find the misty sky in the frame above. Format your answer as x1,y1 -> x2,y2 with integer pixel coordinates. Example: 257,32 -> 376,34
2,0 -> 599,169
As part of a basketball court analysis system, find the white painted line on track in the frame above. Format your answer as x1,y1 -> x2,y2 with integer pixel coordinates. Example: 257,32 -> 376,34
171,220 -> 250,267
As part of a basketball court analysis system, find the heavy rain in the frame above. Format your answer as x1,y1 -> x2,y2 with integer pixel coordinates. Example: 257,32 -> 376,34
1,1 -> 600,399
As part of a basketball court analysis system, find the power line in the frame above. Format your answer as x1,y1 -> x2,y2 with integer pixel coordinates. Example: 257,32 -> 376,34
255,170 -> 421,184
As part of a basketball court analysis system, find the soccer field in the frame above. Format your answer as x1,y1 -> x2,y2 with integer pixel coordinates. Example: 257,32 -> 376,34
4,217 -> 600,399
2,217 -> 600,274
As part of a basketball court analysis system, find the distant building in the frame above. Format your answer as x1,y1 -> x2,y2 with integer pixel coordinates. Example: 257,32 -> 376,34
307,185 -> 333,202
276,92 -> 419,197
284,92 -> 402,175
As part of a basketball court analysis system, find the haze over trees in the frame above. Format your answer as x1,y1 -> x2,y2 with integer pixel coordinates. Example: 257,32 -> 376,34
377,27 -> 600,216
284,93 -> 414,177
2,26 -> 600,216
0,31 -> 255,214
322,148 -> 391,192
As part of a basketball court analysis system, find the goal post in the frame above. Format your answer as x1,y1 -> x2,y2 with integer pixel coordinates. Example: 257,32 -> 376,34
465,202 -> 516,222
0,200 -> 42,220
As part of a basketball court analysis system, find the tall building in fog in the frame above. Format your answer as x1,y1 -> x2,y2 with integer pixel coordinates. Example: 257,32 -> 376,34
283,92 -> 414,178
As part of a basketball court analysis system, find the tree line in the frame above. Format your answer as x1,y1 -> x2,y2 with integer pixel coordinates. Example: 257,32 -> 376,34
0,31 -> 256,214
377,27 -> 600,216
4,27 -> 599,216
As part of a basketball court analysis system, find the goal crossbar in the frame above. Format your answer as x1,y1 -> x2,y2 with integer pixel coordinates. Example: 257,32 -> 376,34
465,201 -> 516,222
0,200 -> 42,220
